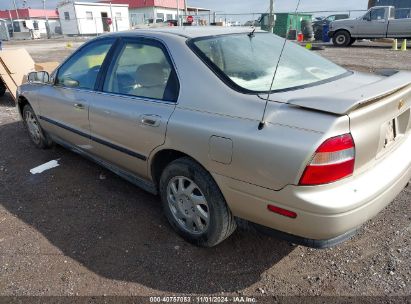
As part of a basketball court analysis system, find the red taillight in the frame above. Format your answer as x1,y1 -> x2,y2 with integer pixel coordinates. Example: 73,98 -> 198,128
267,204 -> 297,218
299,133 -> 355,186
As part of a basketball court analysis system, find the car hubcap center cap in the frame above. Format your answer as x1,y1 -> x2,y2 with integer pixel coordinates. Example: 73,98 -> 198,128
178,195 -> 195,216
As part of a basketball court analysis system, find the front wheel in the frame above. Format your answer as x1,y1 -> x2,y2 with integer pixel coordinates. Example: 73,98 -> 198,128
159,157 -> 237,247
332,31 -> 351,47
22,104 -> 52,149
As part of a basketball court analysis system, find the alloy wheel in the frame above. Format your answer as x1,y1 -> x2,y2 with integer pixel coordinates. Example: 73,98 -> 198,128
166,176 -> 210,235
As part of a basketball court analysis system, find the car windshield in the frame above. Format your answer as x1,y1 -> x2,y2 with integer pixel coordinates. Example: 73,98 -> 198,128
190,33 -> 347,93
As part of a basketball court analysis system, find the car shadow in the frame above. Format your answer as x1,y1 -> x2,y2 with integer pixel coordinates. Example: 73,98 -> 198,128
0,119 -> 294,294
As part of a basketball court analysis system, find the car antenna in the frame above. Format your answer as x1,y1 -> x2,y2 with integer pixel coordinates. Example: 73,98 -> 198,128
248,27 -> 256,38
258,0 -> 302,130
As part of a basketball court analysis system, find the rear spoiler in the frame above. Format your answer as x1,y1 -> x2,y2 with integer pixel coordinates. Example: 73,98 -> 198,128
286,71 -> 411,115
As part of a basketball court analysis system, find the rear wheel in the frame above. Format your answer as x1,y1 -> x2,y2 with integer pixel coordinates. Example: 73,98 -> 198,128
22,104 -> 52,149
333,31 -> 351,47
159,157 -> 237,247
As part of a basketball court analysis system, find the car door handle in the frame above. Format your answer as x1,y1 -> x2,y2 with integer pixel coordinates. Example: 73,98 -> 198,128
73,103 -> 85,110
140,115 -> 161,127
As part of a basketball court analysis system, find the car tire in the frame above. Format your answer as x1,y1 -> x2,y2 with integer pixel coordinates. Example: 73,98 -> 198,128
332,31 -> 351,47
0,80 -> 6,97
348,37 -> 356,46
22,104 -> 52,149
159,157 -> 237,247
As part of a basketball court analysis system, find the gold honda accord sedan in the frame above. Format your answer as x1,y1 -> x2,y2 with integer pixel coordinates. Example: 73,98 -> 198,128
17,28 -> 411,247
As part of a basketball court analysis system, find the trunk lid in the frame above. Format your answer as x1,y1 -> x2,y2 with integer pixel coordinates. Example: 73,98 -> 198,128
264,71 -> 411,175
284,71 -> 411,115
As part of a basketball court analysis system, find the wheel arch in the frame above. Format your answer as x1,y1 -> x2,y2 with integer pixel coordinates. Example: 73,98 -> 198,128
17,95 -> 30,118
150,148 -> 208,188
334,28 -> 352,38
149,148 -> 203,187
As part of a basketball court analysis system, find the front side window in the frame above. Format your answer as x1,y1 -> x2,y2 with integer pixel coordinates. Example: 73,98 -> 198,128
190,33 -> 347,93
103,41 -> 179,101
371,8 -> 386,21
56,39 -> 114,90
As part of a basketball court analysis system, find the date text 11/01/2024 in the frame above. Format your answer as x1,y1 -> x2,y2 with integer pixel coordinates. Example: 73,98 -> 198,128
149,296 -> 257,303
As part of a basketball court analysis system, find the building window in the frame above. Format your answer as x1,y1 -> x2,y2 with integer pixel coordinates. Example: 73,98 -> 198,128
156,13 -> 164,21
86,11 -> 93,20
115,12 -> 122,20
33,21 -> 39,30
64,12 -> 70,20
166,14 -> 173,21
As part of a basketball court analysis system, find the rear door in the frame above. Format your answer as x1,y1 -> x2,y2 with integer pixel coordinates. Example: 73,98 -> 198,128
356,8 -> 388,38
88,37 -> 179,179
37,38 -> 115,148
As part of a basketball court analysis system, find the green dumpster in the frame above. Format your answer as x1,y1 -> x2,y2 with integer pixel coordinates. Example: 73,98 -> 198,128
261,13 -> 313,38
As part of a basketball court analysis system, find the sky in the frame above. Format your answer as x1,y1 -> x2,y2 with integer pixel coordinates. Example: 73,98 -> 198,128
0,0 -> 369,14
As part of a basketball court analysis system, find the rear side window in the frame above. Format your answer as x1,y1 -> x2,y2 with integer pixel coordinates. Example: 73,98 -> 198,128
56,39 -> 114,90
103,40 -> 179,101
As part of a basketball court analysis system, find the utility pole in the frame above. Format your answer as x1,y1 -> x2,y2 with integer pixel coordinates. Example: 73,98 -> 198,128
176,0 -> 180,26
268,0 -> 275,33
42,0 -> 51,39
184,0 -> 187,16
8,9 -> 14,37
12,0 -> 20,19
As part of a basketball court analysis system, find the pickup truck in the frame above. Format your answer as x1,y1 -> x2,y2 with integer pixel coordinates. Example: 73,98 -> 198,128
328,6 -> 411,47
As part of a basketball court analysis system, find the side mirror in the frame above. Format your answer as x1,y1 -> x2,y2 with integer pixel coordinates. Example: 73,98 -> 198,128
28,71 -> 50,83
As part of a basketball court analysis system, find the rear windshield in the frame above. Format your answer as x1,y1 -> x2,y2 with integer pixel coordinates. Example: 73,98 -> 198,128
189,33 -> 347,93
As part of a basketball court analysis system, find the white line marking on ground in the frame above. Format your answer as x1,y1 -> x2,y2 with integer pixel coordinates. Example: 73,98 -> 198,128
30,160 -> 60,175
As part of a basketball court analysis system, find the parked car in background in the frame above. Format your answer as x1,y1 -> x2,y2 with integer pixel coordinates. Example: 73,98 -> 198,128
329,6 -> 411,46
312,14 -> 349,40
244,20 -> 261,27
17,28 -> 411,248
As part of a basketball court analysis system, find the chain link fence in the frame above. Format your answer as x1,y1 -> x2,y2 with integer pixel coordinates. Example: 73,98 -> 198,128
2,9 -> 375,40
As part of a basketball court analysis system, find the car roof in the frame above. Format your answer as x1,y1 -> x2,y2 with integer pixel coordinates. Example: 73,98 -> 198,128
106,26 -> 262,39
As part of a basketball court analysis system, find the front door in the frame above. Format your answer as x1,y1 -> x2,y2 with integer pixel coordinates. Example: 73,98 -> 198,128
101,12 -> 110,32
356,8 -> 388,38
88,38 -> 179,179
37,38 -> 115,148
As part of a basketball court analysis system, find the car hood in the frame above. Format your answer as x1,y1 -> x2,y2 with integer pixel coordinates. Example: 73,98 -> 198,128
260,71 -> 411,115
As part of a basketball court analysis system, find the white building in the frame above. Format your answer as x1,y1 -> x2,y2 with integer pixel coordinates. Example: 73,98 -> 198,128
57,1 -> 130,36
10,19 -> 60,39
102,0 -> 210,27
0,8 -> 61,39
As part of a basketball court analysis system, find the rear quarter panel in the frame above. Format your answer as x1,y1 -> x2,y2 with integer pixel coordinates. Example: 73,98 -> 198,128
148,34 -> 351,191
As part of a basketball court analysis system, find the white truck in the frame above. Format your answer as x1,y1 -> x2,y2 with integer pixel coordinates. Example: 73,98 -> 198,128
328,6 -> 411,47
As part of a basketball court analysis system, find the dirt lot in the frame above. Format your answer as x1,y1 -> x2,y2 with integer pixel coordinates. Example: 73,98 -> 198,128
0,38 -> 410,301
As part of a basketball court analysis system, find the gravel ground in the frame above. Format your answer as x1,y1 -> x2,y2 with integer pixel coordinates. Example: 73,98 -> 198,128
0,38 -> 410,301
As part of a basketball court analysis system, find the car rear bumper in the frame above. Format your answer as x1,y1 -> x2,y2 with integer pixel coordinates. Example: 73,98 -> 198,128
212,133 -> 411,244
